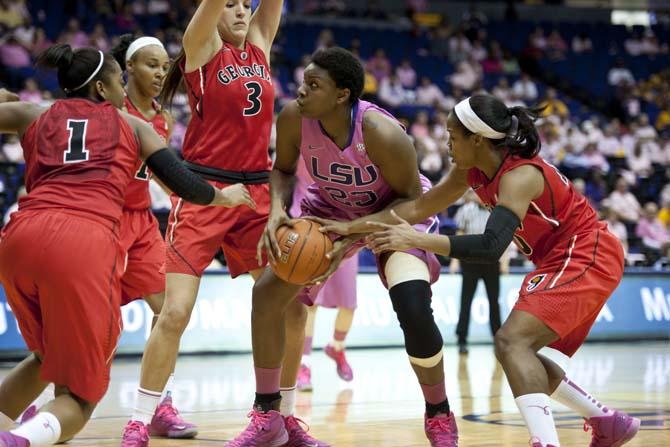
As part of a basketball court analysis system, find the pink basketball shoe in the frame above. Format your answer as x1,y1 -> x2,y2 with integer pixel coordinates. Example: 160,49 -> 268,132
297,364 -> 312,392
149,396 -> 198,438
584,410 -> 640,447
424,412 -> 458,446
529,437 -> 558,447
324,345 -> 353,382
225,409 -> 287,447
120,420 -> 149,447
284,415 -> 330,446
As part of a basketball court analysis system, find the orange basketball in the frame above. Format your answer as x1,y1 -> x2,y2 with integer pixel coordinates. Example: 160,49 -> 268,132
270,219 -> 333,285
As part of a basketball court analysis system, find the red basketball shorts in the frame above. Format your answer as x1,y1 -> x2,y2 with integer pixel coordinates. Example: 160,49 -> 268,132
0,210 -> 123,403
165,182 -> 270,277
514,224 -> 624,357
118,208 -> 165,305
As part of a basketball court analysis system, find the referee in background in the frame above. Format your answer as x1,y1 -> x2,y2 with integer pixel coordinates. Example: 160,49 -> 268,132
450,189 -> 507,354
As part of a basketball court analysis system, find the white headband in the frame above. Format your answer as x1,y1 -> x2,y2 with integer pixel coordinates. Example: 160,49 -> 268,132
454,97 -> 507,139
67,50 -> 105,93
125,37 -> 165,61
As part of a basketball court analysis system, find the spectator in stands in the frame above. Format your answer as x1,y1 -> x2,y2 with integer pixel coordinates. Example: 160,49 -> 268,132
18,77 -> 40,103
530,26 -> 547,51
0,0 -> 25,28
607,177 -> 642,224
628,141 -> 653,178
481,41 -> 502,74
637,202 -> 670,262
89,23 -> 109,52
658,197 -> 670,228
362,67 -> 378,100
416,76 -> 446,107
513,72 -> 538,102
624,33 -> 643,56
601,206 -> 629,258
430,24 -> 451,60
396,58 -> 417,88
60,18 -> 88,48
450,59 -> 480,92
416,129 -> 444,183
546,29 -> 567,60
293,54 -> 310,86
0,34 -> 30,88
378,74 -> 414,108
1,134 -> 22,163
656,101 -> 670,133
470,39 -> 487,62
608,58 -> 635,87
567,125 -> 588,151
636,113 -> 658,140
540,88 -> 569,119
572,31 -> 593,53
582,142 -> 610,174
582,119 -> 603,146
13,16 -> 33,48
598,125 -> 624,158
366,48 -> 392,82
448,30 -> 471,64
30,27 -> 52,57
540,127 -> 561,164
315,28 -> 335,51
410,110 -> 430,139
492,77 -> 512,103
362,0 -> 388,20
501,49 -> 520,75
640,30 -> 660,56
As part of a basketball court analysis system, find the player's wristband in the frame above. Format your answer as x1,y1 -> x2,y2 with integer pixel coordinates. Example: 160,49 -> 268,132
145,148 -> 215,205
448,205 -> 520,263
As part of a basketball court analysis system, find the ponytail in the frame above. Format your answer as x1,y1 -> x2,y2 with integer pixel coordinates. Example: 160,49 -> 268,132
160,48 -> 185,108
35,44 -> 117,98
456,94 -> 545,159
110,34 -> 135,71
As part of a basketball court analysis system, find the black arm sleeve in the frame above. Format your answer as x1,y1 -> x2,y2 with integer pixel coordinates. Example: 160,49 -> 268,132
448,205 -> 521,263
145,148 -> 215,206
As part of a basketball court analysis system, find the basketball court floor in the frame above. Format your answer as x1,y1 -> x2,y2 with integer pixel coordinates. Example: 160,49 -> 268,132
1,342 -> 667,446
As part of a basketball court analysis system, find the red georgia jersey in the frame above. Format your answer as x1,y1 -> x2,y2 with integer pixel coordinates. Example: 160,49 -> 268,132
19,99 -> 138,226
123,97 -> 169,210
181,41 -> 274,172
467,153 -> 599,264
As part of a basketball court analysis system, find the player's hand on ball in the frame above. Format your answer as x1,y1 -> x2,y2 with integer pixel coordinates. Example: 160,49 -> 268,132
214,183 -> 256,209
309,237 -> 353,285
0,88 -> 19,103
304,216 -> 351,236
366,210 -> 418,254
257,209 -> 295,265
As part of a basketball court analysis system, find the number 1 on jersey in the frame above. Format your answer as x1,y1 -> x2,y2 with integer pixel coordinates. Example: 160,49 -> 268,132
64,119 -> 90,163
135,162 -> 150,180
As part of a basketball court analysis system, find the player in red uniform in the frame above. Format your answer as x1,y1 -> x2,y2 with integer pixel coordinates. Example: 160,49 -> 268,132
110,35 -> 198,438
0,45 -> 253,447
320,94 -> 641,447
120,1 -> 326,446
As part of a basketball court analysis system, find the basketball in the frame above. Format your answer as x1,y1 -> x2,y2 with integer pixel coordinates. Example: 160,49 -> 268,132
270,219 -> 333,285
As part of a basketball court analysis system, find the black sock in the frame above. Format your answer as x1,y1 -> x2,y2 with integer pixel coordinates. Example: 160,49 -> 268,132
254,392 -> 281,413
426,398 -> 451,418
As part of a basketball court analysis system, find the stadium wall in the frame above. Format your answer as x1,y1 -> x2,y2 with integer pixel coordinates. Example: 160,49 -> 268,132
0,272 -> 668,356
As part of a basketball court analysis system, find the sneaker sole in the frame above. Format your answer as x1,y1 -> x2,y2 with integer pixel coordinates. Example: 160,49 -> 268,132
150,427 -> 198,439
298,384 -> 313,392
611,417 -> 641,447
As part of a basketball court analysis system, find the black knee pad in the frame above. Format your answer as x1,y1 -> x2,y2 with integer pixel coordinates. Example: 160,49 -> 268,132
389,280 -> 443,358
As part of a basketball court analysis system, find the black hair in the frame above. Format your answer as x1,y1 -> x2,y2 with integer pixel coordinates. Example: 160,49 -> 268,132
161,48 -> 184,108
35,44 -> 118,98
310,47 -> 364,104
455,93 -> 544,158
110,33 -> 136,71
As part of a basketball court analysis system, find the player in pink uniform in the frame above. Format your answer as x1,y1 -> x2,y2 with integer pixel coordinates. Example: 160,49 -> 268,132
229,47 -> 458,447
110,35 -> 197,439
291,158 -> 359,391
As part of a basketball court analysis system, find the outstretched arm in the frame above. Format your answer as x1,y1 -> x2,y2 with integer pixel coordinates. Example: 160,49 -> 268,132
367,165 -> 544,262
247,0 -> 284,60
182,0 -> 225,72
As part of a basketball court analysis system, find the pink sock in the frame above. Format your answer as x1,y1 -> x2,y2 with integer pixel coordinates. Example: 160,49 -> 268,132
420,381 -> 447,405
254,367 -> 281,394
334,330 -> 347,341
303,336 -> 313,356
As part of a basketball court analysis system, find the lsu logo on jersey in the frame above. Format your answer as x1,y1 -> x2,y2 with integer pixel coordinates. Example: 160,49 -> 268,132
526,274 -> 547,292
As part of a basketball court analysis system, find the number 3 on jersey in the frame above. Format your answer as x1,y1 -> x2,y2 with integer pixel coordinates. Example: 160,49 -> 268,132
243,81 -> 262,116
